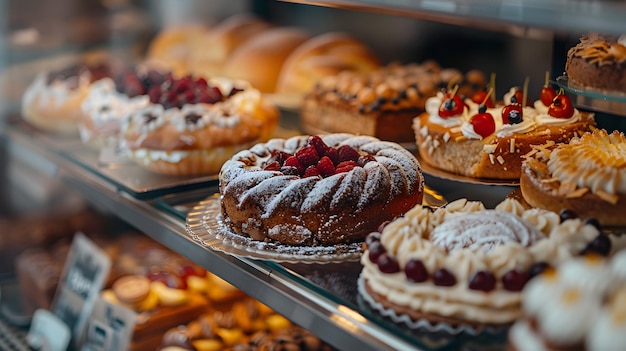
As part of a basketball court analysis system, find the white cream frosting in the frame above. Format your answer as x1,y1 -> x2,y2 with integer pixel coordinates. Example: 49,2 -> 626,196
495,117 -> 536,138
618,34 -> 626,47
361,198 -> 604,325
512,254 -> 626,351
546,129 -> 626,195
535,108 -> 582,126
533,99 -> 549,114
425,92 -> 466,128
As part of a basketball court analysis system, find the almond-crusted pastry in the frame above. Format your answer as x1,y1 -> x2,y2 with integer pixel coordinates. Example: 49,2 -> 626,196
22,61 -> 112,135
413,87 -> 595,180
301,62 -> 483,143
509,251 -> 626,351
219,134 -> 424,246
520,129 -> 626,227
566,33 -> 626,92
359,198 -> 616,332
121,75 -> 279,176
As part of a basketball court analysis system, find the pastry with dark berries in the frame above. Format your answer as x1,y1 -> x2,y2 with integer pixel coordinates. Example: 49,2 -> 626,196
521,129 -> 626,227
22,60 -> 112,135
413,82 -> 595,180
359,198 -> 615,332
219,134 -> 424,246
121,75 -> 279,176
300,62 -> 485,143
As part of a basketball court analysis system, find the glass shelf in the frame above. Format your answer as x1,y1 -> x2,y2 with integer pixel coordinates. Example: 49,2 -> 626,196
284,0 -> 626,35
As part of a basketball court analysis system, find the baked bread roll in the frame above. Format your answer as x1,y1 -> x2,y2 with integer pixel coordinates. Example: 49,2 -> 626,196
221,27 -> 311,93
520,129 -> 626,227
188,13 -> 272,78
275,32 -> 380,103
146,24 -> 211,77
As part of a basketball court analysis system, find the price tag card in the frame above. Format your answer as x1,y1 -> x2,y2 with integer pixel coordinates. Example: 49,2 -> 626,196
80,297 -> 137,351
50,233 -> 112,347
27,309 -> 71,351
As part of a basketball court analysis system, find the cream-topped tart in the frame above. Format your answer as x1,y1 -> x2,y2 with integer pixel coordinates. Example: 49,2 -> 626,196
509,251 -> 626,351
360,198 -> 614,330
521,129 -> 626,226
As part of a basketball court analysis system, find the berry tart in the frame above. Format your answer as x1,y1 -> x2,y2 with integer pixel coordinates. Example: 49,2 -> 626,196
22,62 -> 111,135
566,33 -> 626,92
509,251 -> 626,351
219,134 -> 424,246
79,67 -> 171,148
413,85 -> 595,180
121,75 -> 279,176
300,62 -> 485,144
359,198 -> 615,333
520,129 -> 626,227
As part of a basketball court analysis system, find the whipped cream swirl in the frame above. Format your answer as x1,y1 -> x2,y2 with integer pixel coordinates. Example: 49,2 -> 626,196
425,92 -> 466,128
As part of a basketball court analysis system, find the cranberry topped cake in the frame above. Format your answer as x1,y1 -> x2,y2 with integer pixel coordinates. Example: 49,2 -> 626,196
360,198 -> 614,331
219,134 -> 424,246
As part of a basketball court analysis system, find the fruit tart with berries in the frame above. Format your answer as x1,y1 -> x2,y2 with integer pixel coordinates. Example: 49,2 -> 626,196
359,197 -> 617,333
413,83 -> 595,180
219,133 -> 424,246
121,74 -> 279,176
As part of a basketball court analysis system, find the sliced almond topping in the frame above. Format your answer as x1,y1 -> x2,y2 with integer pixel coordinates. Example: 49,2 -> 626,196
443,132 -> 451,142
510,139 -> 516,154
497,155 -> 505,164
596,189 -> 619,205
558,181 -> 577,196
483,144 -> 497,154
566,188 -> 589,198
489,154 -> 495,164
455,135 -> 467,142
523,148 -> 539,159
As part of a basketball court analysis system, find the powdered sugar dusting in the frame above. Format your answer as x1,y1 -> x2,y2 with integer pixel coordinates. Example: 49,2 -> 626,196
239,175 -> 296,209
359,162 -> 391,207
374,156 -> 408,196
330,167 -> 366,210
301,174 -> 345,212
263,177 -> 318,218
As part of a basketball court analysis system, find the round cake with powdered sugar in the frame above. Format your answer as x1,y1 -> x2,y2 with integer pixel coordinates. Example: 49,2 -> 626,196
219,133 -> 425,246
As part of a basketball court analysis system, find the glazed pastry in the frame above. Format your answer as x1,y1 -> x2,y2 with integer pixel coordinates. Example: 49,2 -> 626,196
360,198 -> 615,331
520,128 -> 626,227
219,133 -> 424,246
300,62 -> 483,143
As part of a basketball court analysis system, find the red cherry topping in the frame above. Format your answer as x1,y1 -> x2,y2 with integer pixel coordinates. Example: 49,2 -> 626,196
469,109 -> 496,138
368,241 -> 385,263
512,88 -> 531,107
438,93 -> 465,118
471,90 -> 495,108
179,264 -> 207,280
405,259 -> 429,283
540,85 -> 557,106
548,92 -> 575,118
376,254 -> 400,274
365,232 -> 381,248
502,103 -> 523,125
433,268 -> 456,287
502,269 -> 529,292
469,271 -> 496,292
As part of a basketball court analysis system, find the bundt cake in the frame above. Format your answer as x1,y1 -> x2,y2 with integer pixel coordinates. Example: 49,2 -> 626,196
219,134 -> 425,246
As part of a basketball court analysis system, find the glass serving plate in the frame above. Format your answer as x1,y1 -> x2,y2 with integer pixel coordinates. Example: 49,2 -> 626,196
185,187 -> 447,264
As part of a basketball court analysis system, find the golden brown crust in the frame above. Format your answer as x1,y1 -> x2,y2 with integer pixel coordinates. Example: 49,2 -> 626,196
414,112 -> 596,180
275,32 -> 380,96
222,28 -> 311,93
520,156 -> 626,227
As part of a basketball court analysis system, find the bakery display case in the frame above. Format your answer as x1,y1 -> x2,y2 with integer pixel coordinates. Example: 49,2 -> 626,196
1,1 -> 626,350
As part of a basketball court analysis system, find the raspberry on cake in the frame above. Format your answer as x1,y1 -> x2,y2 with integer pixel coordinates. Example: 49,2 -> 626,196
359,198 -> 616,331
219,134 -> 425,246
509,251 -> 626,351
121,75 -> 279,176
520,129 -> 626,227
413,85 -> 595,180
